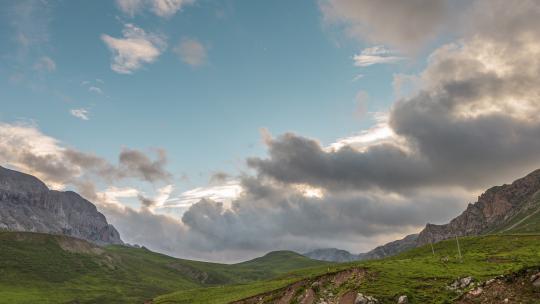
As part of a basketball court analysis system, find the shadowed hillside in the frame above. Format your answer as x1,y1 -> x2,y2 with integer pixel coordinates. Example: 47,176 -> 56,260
0,232 -> 329,304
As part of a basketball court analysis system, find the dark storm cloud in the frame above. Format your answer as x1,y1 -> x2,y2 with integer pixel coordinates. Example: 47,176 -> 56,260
247,136 -> 430,191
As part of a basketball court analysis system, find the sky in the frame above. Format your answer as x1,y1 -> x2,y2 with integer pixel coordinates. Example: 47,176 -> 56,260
2,0 -> 540,262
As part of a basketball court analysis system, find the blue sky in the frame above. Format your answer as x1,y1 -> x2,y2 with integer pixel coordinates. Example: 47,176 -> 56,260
9,0 -> 535,261
1,0 -> 419,192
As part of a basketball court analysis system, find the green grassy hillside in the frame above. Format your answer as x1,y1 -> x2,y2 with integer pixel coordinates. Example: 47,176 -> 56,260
155,234 -> 540,303
0,232 -> 328,304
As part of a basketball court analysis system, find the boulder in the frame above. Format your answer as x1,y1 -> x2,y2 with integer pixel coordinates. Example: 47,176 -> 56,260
460,276 -> 474,288
354,293 -> 378,304
397,295 -> 408,304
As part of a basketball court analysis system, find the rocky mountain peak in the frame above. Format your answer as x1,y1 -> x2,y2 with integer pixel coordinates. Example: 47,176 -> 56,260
0,166 -> 123,245
0,166 -> 48,194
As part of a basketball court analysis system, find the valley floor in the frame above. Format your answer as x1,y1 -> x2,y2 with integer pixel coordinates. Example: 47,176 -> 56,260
154,234 -> 540,304
3,232 -> 540,303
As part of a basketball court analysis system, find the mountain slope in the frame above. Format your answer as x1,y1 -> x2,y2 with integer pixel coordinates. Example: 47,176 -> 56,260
417,169 -> 540,246
0,166 -> 122,245
354,169 -> 540,261
359,233 -> 419,260
0,231 -> 328,304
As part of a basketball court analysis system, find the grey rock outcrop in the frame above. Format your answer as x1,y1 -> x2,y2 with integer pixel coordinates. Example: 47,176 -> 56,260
0,166 -> 122,245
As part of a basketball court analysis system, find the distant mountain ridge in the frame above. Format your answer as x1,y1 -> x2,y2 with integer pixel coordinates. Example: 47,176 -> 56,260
303,248 -> 360,262
0,166 -> 122,245
304,234 -> 419,262
306,169 -> 540,262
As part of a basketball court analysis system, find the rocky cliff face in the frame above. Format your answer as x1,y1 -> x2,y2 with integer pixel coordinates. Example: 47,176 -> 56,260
417,169 -> 540,246
0,166 -> 123,245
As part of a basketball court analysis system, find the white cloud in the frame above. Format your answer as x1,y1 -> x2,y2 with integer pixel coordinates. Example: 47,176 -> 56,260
328,112 -> 396,151
151,0 -> 194,17
173,38 -> 207,67
98,186 -> 140,207
116,0 -> 145,16
353,46 -> 405,67
165,180 -> 242,208
0,122 -> 63,158
116,0 -> 194,18
138,184 -> 174,209
101,23 -> 166,74
88,86 -> 103,94
33,56 -> 56,72
70,108 -> 90,121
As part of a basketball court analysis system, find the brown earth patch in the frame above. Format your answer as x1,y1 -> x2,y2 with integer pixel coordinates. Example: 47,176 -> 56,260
338,290 -> 357,304
231,267 -> 368,304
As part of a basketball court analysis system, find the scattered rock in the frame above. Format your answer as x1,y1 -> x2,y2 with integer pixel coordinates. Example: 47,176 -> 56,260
397,295 -> 408,304
530,272 -> 540,288
461,276 -> 474,288
469,287 -> 483,296
354,293 -> 378,304
450,276 -> 475,290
